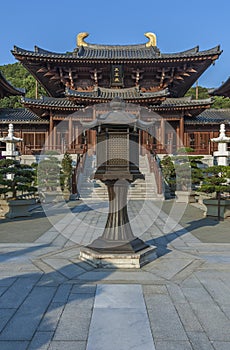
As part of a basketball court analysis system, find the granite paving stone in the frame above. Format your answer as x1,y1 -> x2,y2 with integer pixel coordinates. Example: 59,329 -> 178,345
154,340 -> 193,350
147,296 -> 188,341
0,309 -> 17,332
187,331 -> 216,350
38,302 -> 64,332
86,284 -> 155,350
174,303 -> 203,332
0,286 -> 57,340
52,284 -> 72,303
48,340 -> 87,350
0,201 -> 230,349
27,331 -> 53,350
213,342 -> 230,350
190,303 -> 230,341
0,276 -> 41,308
0,341 -> 29,350
53,302 -> 93,341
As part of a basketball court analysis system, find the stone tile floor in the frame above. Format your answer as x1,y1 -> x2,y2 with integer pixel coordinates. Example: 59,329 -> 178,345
0,199 -> 230,350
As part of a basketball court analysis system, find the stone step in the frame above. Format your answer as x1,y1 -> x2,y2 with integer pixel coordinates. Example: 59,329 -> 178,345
77,154 -> 162,201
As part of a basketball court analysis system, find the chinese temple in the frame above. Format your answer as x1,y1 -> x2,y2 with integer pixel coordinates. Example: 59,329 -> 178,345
1,32 -> 230,156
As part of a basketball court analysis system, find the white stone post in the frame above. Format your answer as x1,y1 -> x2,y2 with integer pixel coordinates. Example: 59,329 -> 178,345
0,124 -> 23,179
211,124 -> 230,166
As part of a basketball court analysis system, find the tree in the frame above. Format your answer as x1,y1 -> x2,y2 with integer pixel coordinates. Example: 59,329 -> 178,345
185,86 -> 210,99
199,165 -> 230,199
0,62 -> 47,108
212,96 -> 230,109
37,154 -> 61,192
61,153 -> 73,193
160,155 -> 176,195
0,159 -> 37,199
160,155 -> 204,193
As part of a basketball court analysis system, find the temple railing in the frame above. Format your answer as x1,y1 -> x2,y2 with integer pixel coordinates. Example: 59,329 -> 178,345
72,147 -> 88,196
147,150 -> 163,195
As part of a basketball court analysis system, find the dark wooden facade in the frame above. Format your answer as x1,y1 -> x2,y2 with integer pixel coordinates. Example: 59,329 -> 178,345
1,32 -> 229,156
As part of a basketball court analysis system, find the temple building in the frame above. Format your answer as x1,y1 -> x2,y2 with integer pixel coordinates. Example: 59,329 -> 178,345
1,32 -> 230,156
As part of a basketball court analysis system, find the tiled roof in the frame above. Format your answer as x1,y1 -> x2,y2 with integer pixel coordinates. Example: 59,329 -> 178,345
210,77 -> 230,98
22,96 -> 79,108
0,108 -> 49,124
0,71 -> 25,98
65,86 -> 169,100
12,44 -> 221,61
184,108 -> 230,124
150,96 -> 212,110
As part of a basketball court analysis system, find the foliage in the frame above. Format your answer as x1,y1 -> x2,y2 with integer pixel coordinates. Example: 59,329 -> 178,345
176,147 -> 194,154
0,159 -> 37,199
37,155 -> 61,191
160,155 -> 176,192
185,86 -> 210,100
60,153 -> 73,192
185,86 -> 230,109
198,165 -> 230,199
160,155 -> 204,192
0,62 -> 47,108
212,96 -> 230,109
188,156 -> 204,188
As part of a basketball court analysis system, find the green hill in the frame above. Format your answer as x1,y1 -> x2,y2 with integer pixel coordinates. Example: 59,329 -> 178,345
0,62 -> 46,108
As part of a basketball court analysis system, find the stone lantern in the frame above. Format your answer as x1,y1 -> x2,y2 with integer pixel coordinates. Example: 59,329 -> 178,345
211,123 -> 230,166
0,124 -> 22,180
0,123 -> 22,160
79,99 -> 157,268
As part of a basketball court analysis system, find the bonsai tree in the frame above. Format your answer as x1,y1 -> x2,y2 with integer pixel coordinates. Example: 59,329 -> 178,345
161,155 -> 205,200
199,165 -> 230,199
0,158 -> 37,199
189,156 -> 204,189
160,155 -> 176,196
37,152 -> 61,192
60,152 -> 73,193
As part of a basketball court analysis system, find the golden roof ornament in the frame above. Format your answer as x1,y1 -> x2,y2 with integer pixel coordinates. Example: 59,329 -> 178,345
145,32 -> 157,47
77,32 -> 89,47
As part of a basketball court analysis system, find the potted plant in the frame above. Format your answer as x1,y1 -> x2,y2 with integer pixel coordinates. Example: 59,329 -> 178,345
198,165 -> 230,219
0,158 -> 37,218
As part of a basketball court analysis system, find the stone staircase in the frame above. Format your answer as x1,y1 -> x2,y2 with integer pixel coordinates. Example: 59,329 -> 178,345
77,154 -> 163,201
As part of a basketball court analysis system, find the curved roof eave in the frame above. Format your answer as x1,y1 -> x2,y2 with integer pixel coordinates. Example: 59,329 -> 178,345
12,44 -> 222,61
0,71 -> 25,97
210,77 -> 230,98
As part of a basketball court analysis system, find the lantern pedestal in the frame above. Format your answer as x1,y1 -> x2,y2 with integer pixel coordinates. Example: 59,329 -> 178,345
80,245 -> 157,269
80,178 -> 157,268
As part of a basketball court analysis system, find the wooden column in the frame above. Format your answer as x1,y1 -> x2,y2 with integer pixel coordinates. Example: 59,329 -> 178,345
74,122 -> 79,147
176,122 -> 180,149
53,124 -> 57,151
160,118 -> 165,152
179,117 -> 184,147
49,115 -> 54,151
68,117 -> 73,151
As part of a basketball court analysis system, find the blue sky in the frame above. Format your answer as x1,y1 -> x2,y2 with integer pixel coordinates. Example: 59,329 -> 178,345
1,0 -> 229,88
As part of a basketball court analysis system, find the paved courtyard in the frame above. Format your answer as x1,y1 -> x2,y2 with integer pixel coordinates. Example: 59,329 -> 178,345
0,199 -> 230,350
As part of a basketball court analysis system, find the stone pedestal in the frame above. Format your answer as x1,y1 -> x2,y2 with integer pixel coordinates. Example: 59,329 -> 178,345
80,245 -> 157,269
0,198 -> 36,219
80,179 -> 157,268
203,198 -> 230,219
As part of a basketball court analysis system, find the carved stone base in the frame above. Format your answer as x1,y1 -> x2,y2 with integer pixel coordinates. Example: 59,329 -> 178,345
79,245 -> 157,269
87,237 -> 149,254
